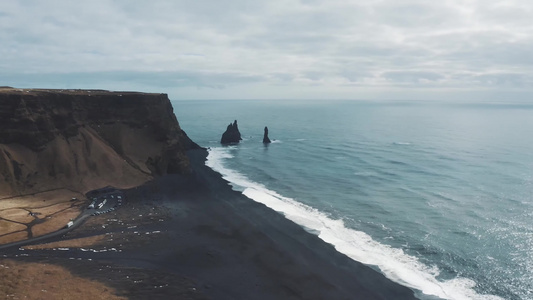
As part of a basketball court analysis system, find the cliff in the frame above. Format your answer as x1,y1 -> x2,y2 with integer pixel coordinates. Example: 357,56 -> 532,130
0,87 -> 199,197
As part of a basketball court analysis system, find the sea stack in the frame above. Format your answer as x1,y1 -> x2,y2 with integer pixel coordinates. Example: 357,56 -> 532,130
263,126 -> 271,144
221,120 -> 242,144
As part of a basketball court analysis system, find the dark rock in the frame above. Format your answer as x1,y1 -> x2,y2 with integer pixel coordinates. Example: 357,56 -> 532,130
263,126 -> 271,144
220,120 -> 242,144
0,87 -> 200,197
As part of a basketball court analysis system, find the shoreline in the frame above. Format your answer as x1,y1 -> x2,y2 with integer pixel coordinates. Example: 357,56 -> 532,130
127,148 -> 418,299
3,148 -> 418,299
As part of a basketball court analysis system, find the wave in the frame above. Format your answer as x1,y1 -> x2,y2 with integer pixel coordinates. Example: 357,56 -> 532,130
206,147 -> 503,300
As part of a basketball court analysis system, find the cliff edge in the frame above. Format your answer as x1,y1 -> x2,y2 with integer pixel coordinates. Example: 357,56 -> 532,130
0,87 -> 199,197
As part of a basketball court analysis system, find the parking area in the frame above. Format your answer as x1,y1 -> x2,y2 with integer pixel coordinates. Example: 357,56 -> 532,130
85,187 -> 124,217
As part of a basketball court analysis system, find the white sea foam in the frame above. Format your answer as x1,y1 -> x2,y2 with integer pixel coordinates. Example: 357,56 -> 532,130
206,147 -> 504,300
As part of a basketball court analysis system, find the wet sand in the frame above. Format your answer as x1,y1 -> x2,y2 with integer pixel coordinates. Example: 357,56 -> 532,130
4,148 -> 417,299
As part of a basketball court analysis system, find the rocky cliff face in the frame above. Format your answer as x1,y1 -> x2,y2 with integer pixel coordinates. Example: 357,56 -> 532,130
0,87 -> 199,197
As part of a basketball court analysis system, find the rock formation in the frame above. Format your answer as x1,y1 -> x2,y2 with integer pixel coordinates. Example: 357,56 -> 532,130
0,87 -> 199,197
220,120 -> 242,144
263,126 -> 271,144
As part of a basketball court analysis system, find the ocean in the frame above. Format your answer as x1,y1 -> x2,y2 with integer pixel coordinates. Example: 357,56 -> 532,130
172,99 -> 533,300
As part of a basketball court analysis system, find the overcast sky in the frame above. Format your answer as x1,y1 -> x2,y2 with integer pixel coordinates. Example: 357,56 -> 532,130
1,0 -> 532,100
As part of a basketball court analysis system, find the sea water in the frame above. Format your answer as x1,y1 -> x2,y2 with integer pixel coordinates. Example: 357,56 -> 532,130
173,100 -> 533,300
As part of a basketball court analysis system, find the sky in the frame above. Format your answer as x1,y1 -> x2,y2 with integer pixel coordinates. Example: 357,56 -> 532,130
1,0 -> 532,101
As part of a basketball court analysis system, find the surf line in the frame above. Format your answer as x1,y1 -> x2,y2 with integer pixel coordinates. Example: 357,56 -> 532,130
205,147 -> 503,300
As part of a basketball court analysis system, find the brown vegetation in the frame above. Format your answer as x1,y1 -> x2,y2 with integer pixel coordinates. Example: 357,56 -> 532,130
0,259 -> 126,300
0,208 -> 34,223
0,190 -> 85,244
23,235 -> 106,250
0,220 -> 26,234
0,189 -> 84,210
31,207 -> 81,237
0,232 -> 27,245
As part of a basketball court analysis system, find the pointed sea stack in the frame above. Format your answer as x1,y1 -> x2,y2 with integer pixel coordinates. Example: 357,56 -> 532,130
221,120 -> 242,144
263,126 -> 271,144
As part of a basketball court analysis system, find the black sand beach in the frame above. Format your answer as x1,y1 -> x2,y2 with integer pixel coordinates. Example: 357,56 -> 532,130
5,148 -> 418,299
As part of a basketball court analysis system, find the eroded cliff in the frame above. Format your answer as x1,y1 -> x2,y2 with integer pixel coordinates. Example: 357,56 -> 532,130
0,87 -> 199,197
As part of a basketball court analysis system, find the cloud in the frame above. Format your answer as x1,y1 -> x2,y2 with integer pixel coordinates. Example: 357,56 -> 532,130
0,70 -> 264,90
0,0 -> 532,100
382,71 -> 444,83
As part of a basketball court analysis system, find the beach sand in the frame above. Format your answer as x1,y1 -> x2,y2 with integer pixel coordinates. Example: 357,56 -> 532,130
3,148 -> 417,299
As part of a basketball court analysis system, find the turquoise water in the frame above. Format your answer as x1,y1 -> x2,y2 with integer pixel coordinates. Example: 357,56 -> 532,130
173,100 -> 533,300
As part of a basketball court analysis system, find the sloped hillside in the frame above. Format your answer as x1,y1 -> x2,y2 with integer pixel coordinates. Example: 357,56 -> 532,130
0,87 -> 198,197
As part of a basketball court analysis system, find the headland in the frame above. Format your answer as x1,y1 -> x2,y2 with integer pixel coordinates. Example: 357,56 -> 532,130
0,87 -> 417,299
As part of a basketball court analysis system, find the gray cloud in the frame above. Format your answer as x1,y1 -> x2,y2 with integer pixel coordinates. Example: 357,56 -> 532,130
0,70 -> 264,90
382,71 -> 444,83
0,0 -> 532,100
